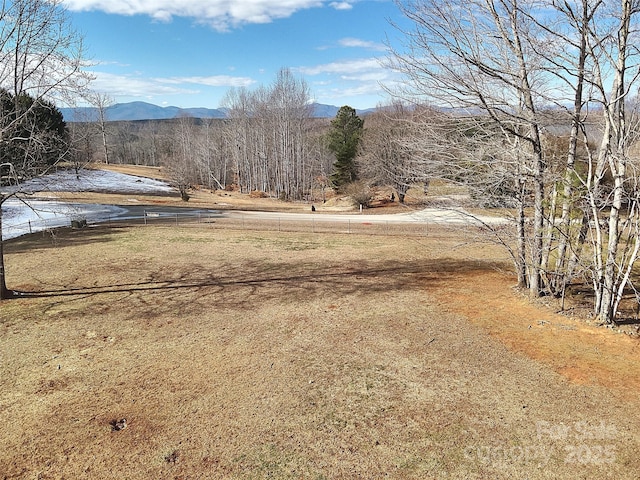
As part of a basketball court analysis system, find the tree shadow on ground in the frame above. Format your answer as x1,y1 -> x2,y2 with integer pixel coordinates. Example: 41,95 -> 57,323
5,223 -> 513,320
565,282 -> 640,325
5,225 -> 127,253
16,257 -> 510,319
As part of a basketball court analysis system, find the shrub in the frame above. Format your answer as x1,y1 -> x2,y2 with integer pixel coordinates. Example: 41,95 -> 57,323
250,190 -> 268,198
344,181 -> 374,208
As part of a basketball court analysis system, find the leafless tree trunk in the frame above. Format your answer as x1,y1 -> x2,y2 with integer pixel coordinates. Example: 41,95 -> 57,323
542,0 -> 594,296
357,101 -> 433,203
221,69 -> 315,199
593,0 -> 640,322
391,0 -> 640,323
86,92 -> 113,165
162,115 -> 200,201
222,87 -> 253,191
390,0 -> 551,297
0,0 -> 90,299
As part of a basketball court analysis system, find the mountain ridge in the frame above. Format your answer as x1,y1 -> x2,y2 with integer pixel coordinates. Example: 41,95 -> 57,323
60,101 -> 376,122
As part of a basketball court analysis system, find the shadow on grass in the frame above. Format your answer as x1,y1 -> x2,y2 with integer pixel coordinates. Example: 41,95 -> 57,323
5,224 -> 127,253
14,257 -> 507,301
5,224 -> 512,319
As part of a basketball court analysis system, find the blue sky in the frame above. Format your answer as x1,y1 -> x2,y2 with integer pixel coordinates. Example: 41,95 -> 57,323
62,0 -> 409,110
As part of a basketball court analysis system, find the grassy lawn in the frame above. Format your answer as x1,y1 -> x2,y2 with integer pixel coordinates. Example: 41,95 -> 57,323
1,224 -> 639,479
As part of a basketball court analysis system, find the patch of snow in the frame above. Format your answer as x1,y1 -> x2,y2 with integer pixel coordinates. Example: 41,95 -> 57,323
1,169 -> 175,239
2,199 -> 127,240
1,169 -> 174,195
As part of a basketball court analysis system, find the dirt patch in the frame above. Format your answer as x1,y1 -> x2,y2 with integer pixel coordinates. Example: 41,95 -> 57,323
431,270 -> 640,399
1,225 -> 639,478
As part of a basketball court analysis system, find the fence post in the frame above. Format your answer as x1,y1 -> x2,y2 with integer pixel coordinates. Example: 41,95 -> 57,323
28,220 -> 32,234
144,210 -> 147,225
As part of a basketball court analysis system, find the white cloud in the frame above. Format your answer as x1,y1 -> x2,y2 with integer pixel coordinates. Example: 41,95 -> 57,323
296,58 -> 384,76
339,37 -> 386,51
88,71 -> 255,99
294,55 -> 400,107
314,81 -> 389,109
158,75 -> 256,87
331,83 -> 384,97
89,72 -> 192,97
330,2 -> 354,10
63,0 -> 326,30
341,71 -> 390,82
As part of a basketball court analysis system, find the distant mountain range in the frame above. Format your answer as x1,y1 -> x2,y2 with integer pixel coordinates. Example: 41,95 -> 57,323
60,101 -> 376,122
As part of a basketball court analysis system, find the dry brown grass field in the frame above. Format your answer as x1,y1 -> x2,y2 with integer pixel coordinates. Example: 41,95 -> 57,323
2,166 -> 640,479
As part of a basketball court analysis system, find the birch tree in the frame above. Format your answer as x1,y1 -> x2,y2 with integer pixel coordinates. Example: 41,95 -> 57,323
221,86 -> 254,191
391,0 -> 640,323
390,0 -> 553,295
221,69 -> 315,199
268,68 -> 313,199
588,0 -> 640,323
86,91 -> 113,165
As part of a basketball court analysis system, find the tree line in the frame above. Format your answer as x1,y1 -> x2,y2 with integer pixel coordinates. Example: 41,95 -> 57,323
69,69 -> 344,202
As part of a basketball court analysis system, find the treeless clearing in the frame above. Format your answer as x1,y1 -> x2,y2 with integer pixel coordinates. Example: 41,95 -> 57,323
1,223 -> 639,479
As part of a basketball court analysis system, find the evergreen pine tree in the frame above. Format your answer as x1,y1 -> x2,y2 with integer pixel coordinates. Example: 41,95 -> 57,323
327,105 -> 363,189
0,89 -> 69,178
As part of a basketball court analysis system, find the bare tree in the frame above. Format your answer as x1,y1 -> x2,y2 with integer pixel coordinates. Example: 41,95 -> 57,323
86,91 -> 113,165
221,69 -> 316,199
588,0 -> 640,323
268,68 -> 313,199
390,0 -> 640,323
162,115 -> 200,201
390,0 -> 554,295
192,118 -> 225,191
358,102 -> 459,203
0,0 -> 90,298
221,86 -> 254,191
